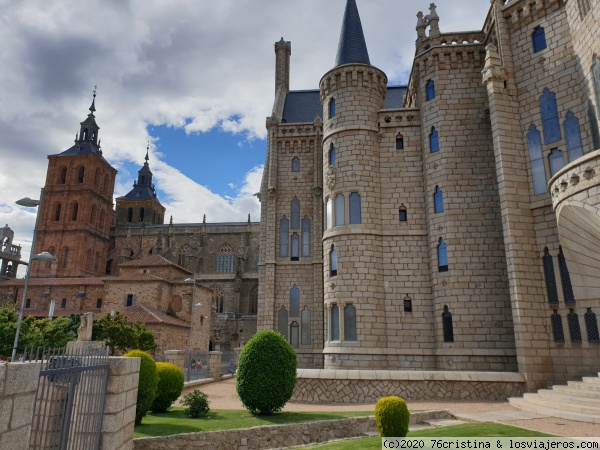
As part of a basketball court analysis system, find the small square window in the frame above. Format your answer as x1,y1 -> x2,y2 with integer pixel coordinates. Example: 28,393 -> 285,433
96,298 -> 103,309
404,298 -> 413,312
399,209 -> 408,222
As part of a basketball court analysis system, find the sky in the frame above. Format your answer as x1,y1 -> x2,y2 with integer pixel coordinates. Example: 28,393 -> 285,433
0,0 -> 491,274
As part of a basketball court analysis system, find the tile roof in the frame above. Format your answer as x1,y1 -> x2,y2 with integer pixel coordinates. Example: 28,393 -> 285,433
23,309 -> 83,318
383,86 -> 407,109
118,185 -> 157,201
0,278 -> 104,286
119,305 -> 190,328
282,90 -> 322,124
335,0 -> 370,67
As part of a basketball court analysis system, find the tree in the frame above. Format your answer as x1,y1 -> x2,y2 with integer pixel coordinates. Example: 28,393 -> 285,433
92,312 -> 156,355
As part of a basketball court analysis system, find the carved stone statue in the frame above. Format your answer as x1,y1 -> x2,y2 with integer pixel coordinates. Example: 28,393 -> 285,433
77,312 -> 94,341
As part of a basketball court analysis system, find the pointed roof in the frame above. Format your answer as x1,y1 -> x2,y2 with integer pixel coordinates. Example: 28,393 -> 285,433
335,0 -> 370,67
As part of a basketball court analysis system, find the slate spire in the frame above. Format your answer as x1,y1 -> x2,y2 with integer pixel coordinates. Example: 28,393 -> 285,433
335,0 -> 370,67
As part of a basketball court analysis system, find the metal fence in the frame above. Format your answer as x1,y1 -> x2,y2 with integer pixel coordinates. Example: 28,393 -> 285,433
220,350 -> 238,376
29,346 -> 110,450
184,351 -> 210,382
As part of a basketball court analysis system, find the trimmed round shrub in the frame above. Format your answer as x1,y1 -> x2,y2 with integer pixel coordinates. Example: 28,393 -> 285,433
151,362 -> 184,413
236,329 -> 297,415
375,396 -> 410,437
181,390 -> 210,418
124,350 -> 159,425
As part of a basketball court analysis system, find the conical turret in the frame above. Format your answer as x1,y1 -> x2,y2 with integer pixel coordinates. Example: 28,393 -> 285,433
335,0 -> 370,67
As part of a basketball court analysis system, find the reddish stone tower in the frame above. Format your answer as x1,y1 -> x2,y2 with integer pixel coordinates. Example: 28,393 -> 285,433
32,94 -> 117,277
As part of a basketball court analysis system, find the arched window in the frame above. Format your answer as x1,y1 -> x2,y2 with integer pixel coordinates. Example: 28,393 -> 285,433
216,245 -> 235,273
291,197 -> 300,229
438,238 -> 448,272
55,204 -> 62,221
404,295 -> 413,312
399,206 -> 408,222
426,79 -> 435,101
301,216 -> 311,257
291,157 -> 300,172
532,27 -> 547,53
329,98 -> 336,119
430,127 -> 439,153
442,305 -> 454,343
291,233 -> 300,261
249,287 -> 258,314
301,307 -> 311,345
335,194 -> 345,226
528,125 -> 547,195
540,88 -> 561,144
58,167 -> 67,184
349,193 -> 361,225
99,210 -> 106,230
396,133 -> 404,150
280,216 -> 289,257
567,309 -> 582,342
212,286 -> 224,313
330,304 -> 340,341
139,208 -> 145,222
78,166 -> 85,183
94,168 -> 101,187
344,304 -> 357,341
326,198 -> 333,229
551,310 -> 565,343
543,248 -> 559,304
278,306 -> 289,340
82,128 -> 89,140
434,186 -> 444,213
548,148 -> 565,177
71,202 -> 79,221
584,308 -> 599,343
558,247 -> 575,304
290,321 -> 299,348
86,249 -> 92,271
588,100 -> 600,150
329,144 -> 336,166
330,245 -> 338,276
290,284 -> 300,317
564,112 -> 584,162
62,247 -> 69,268
127,208 -> 133,223
91,205 -> 98,226
178,246 -> 188,267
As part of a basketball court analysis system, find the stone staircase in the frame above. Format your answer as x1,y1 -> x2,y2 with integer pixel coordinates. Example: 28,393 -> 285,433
509,374 -> 600,424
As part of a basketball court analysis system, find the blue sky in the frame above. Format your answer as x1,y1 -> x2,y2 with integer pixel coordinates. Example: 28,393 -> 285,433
0,0 -> 491,273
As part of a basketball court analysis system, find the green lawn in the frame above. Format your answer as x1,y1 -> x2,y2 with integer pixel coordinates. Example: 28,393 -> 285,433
304,423 -> 554,450
134,408 -> 372,438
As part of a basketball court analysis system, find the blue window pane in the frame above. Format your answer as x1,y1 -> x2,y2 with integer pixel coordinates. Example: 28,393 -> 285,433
331,305 -> 340,341
548,149 -> 565,176
301,307 -> 311,345
329,98 -> 336,118
399,209 -> 407,222
329,145 -> 336,166
438,238 -> 448,272
434,186 -> 444,213
292,157 -> 300,172
564,112 -> 584,162
291,197 -> 300,229
588,100 -> 600,150
344,305 -> 357,341
280,217 -> 289,257
301,217 -> 311,256
532,27 -> 547,53
335,194 -> 345,226
290,284 -> 300,317
430,127 -> 439,153
540,88 -> 561,144
396,135 -> 404,150
426,80 -> 435,101
528,125 -> 548,195
330,246 -> 338,276
291,233 -> 299,259
349,193 -> 361,224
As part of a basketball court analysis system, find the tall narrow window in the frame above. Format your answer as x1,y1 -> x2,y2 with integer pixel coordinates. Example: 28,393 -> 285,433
548,149 -> 565,177
61,298 -> 67,309
326,198 -> 333,229
349,193 -> 361,225
442,306 -> 454,343
78,166 -> 85,183
91,205 -> 98,226
139,208 -> 145,222
584,308 -> 600,343
434,186 -> 444,213
96,298 -> 103,309
567,309 -> 582,342
71,202 -> 79,221
399,206 -> 408,222
344,304 -> 357,341
94,168 -> 101,187
254,250 -> 259,272
291,157 -> 300,172
59,167 -> 67,184
564,112 -> 584,162
55,204 -> 62,221
396,134 -> 404,150
593,55 -> 600,118
528,125 -> 547,195
301,217 -> 311,257
532,26 -> 547,53
540,88 -> 561,144
301,307 -> 311,345
330,245 -> 338,276
62,247 -> 69,268
438,238 -> 448,272
558,247 -> 575,304
249,287 -> 258,314
126,294 -> 134,307
430,127 -> 439,153
278,306 -> 289,340
543,248 -> 559,304
216,245 -> 235,273
329,98 -> 336,119
280,216 -> 289,257
578,0 -> 591,18
291,197 -> 300,229
329,144 -> 336,166
290,284 -> 300,317
212,286 -> 224,313
100,210 -> 106,230
335,194 -> 345,226
551,311 -> 565,343
588,100 -> 600,150
291,233 -> 299,261
330,305 -> 340,341
290,322 -> 299,348
426,80 -> 435,101
127,208 -> 133,222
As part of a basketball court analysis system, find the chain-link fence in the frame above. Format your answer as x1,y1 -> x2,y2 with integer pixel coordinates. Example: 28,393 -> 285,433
184,351 -> 210,382
220,350 -> 237,376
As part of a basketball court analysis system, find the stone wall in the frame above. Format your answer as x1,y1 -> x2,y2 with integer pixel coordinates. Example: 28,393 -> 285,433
291,369 -> 526,403
0,362 -> 41,450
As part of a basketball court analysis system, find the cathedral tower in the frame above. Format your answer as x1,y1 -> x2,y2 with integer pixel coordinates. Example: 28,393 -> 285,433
32,94 -> 117,277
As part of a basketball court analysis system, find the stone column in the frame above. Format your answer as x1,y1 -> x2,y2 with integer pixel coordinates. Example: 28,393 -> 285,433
208,352 -> 222,381
164,350 -> 185,373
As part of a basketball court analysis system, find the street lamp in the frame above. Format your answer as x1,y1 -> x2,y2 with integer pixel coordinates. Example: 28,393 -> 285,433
12,191 -> 56,362
185,274 -> 203,381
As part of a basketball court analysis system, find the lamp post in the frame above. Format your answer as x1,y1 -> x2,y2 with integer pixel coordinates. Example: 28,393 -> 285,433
12,190 -> 56,362
185,274 -> 202,380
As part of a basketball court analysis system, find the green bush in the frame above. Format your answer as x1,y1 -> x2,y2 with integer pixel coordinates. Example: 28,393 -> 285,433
181,390 -> 210,418
236,329 -> 297,415
124,350 -> 159,425
151,362 -> 184,413
375,396 -> 410,437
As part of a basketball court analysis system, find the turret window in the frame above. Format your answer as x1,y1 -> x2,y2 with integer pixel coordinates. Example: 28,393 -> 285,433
434,186 -> 444,213
291,233 -> 299,261
396,133 -> 404,150
426,80 -> 435,101
349,193 -> 361,225
330,245 -> 338,276
329,144 -> 336,166
532,27 -> 547,53
442,305 -> 454,343
330,304 -> 340,341
564,112 -> 584,162
540,88 -> 561,144
291,157 -> 300,172
438,238 -> 448,272
399,206 -> 408,222
335,194 -> 345,226
329,98 -> 336,119
527,125 -> 547,195
326,198 -> 333,229
430,127 -> 439,153
344,304 -> 357,341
